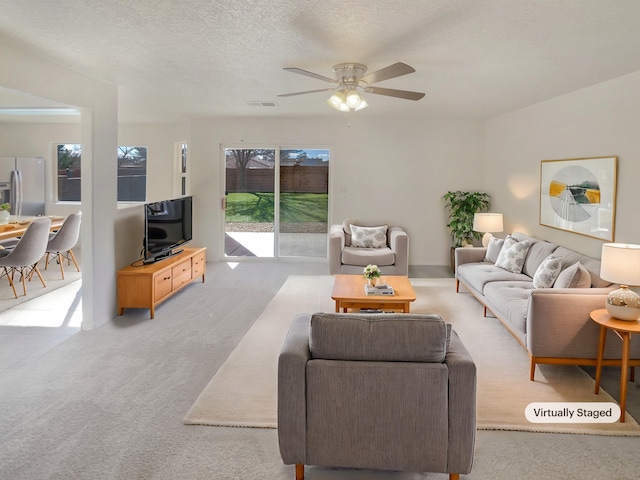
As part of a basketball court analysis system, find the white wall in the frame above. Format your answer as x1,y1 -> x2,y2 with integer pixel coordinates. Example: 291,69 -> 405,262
190,115 -> 485,265
1,42 -> 117,330
485,71 -> 640,259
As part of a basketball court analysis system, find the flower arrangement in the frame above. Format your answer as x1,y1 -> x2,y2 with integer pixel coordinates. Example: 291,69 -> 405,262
0,203 -> 10,211
363,264 -> 381,279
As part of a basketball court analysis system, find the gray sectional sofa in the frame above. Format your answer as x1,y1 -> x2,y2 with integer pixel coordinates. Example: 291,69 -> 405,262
455,232 -> 640,380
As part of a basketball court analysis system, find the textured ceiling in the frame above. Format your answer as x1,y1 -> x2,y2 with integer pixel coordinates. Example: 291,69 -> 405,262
1,0 -> 640,123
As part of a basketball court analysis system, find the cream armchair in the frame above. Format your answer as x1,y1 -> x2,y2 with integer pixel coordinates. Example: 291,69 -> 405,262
329,218 -> 409,275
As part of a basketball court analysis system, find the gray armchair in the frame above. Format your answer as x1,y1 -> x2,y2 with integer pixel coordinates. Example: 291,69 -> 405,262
278,312 -> 476,480
329,218 -> 409,275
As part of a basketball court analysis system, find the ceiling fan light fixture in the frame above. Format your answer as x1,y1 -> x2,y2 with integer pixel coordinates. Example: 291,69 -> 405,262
345,89 -> 362,108
328,91 -> 346,109
281,62 -> 424,112
327,88 -> 368,112
354,97 -> 368,111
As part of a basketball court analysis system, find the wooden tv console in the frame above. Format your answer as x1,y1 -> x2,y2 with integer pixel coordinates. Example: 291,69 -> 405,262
117,247 -> 206,319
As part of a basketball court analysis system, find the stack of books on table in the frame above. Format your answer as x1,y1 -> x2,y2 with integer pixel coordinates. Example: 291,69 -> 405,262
364,284 -> 394,295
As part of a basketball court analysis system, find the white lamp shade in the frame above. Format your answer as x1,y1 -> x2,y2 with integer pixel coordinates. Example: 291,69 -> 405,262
600,243 -> 640,286
473,213 -> 504,233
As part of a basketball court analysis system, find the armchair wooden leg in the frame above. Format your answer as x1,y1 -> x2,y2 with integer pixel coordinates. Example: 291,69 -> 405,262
295,464 -> 304,480
450,474 -> 460,480
455,279 -> 460,292
530,356 -> 536,381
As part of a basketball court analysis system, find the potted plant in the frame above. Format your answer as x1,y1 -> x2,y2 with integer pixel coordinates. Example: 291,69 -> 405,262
0,203 -> 10,225
363,264 -> 381,286
442,191 -> 491,270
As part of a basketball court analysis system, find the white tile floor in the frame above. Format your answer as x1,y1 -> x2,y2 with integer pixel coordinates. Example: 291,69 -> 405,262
0,280 -> 82,370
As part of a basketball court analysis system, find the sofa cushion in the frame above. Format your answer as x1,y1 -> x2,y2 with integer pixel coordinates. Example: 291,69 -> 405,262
553,246 -> 610,287
495,236 -> 533,273
342,246 -> 395,267
349,224 -> 388,248
457,262 -> 531,294
522,241 -> 559,278
309,313 -> 451,362
484,236 -> 504,263
553,262 -> 592,288
483,281 -> 533,337
533,255 -> 563,288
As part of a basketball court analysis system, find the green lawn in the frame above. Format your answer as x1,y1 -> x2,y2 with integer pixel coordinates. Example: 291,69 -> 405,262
225,192 -> 328,223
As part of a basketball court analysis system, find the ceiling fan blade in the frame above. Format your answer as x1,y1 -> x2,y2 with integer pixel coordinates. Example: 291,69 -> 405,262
277,88 -> 335,97
283,67 -> 336,84
360,62 -> 416,85
368,87 -> 425,101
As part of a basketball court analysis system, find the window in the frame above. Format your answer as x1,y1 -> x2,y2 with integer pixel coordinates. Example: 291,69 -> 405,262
56,144 -> 147,202
175,142 -> 189,196
117,146 -> 147,201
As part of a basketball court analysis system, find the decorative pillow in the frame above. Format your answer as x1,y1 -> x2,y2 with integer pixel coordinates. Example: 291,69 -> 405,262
484,236 -> 505,263
494,236 -> 532,273
553,262 -> 592,288
350,224 -> 388,248
533,255 -> 563,288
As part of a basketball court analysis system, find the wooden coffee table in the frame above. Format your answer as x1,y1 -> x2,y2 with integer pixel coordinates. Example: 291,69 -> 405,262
331,274 -> 416,313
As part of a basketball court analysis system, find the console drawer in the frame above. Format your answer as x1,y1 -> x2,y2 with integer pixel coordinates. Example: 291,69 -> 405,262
192,252 -> 206,277
172,258 -> 193,289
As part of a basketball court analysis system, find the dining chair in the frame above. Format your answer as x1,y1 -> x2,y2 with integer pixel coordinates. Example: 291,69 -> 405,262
0,217 -> 52,298
44,212 -> 81,279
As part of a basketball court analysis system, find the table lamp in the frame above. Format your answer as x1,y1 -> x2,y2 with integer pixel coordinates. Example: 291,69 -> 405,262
600,243 -> 640,321
473,213 -> 504,247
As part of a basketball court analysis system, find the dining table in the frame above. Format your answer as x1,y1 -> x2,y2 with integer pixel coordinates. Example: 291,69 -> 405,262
0,216 -> 65,242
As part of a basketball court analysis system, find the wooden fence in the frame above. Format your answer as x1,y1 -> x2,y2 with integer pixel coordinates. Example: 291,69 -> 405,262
226,165 -> 328,193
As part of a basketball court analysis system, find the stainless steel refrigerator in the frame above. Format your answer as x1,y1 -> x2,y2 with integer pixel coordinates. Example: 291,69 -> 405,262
0,157 -> 45,216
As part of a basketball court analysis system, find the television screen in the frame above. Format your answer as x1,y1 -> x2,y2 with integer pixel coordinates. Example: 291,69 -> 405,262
144,196 -> 192,261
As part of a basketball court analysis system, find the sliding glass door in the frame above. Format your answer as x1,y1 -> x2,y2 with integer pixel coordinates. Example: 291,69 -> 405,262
223,147 -> 329,259
278,149 -> 329,257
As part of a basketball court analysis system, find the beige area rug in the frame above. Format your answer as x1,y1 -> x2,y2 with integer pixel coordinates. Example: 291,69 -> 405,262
184,276 -> 640,436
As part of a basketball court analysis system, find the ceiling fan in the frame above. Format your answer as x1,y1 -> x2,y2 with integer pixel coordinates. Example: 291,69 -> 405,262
278,62 -> 425,112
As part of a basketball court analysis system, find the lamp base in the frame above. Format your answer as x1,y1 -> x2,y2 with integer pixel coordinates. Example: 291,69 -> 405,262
605,285 -> 640,321
481,232 -> 494,248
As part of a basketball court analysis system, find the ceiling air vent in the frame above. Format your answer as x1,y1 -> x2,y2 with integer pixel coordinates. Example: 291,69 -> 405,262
246,101 -> 278,107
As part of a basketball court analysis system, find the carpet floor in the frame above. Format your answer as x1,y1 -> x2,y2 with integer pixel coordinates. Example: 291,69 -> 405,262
184,276 -> 639,436
2,262 -> 640,479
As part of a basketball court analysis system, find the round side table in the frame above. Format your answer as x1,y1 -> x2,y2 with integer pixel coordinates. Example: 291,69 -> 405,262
590,309 -> 640,423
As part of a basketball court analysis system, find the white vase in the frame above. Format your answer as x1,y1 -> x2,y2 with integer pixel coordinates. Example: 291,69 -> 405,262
0,210 -> 9,225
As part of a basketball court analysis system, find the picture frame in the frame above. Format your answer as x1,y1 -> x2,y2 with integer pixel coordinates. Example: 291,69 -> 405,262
539,156 -> 617,241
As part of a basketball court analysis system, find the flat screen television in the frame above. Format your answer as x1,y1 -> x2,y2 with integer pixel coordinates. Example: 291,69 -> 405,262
143,196 -> 193,263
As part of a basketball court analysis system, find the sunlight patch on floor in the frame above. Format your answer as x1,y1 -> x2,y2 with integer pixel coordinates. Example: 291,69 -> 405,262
0,280 -> 82,328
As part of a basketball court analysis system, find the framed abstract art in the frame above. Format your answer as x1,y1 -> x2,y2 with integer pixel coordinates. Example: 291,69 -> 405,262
539,156 -> 617,241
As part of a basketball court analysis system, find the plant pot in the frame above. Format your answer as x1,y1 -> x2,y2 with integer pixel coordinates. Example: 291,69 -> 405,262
450,247 -> 456,274
0,210 -> 9,225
